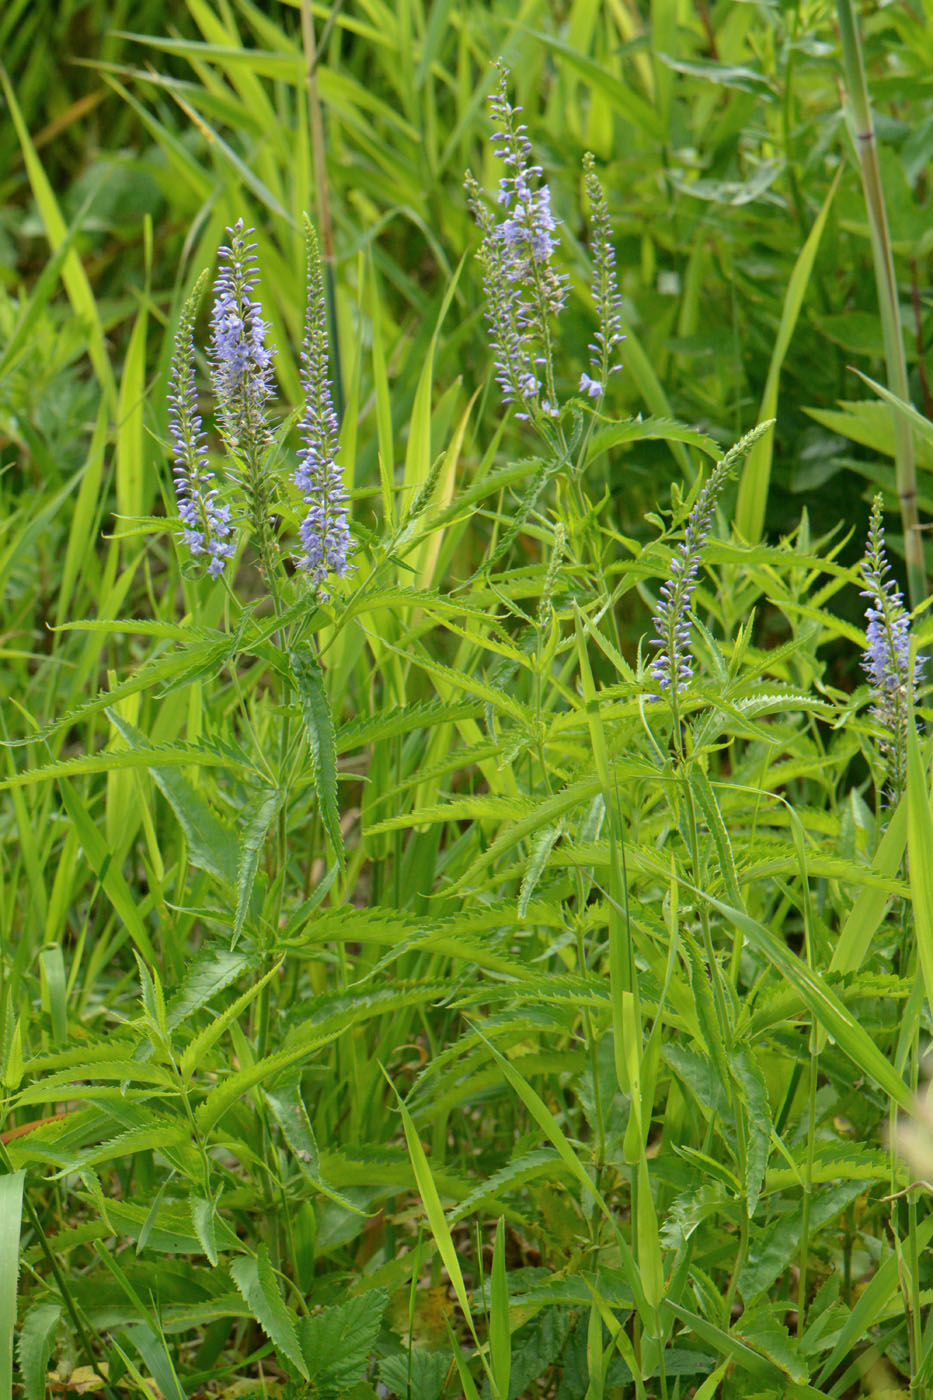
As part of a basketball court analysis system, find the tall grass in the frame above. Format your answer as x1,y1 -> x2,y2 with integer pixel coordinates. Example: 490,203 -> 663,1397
1,3 -> 932,1399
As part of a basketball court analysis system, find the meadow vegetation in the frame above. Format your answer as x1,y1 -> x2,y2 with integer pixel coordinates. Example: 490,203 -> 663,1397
2,2 -> 933,1397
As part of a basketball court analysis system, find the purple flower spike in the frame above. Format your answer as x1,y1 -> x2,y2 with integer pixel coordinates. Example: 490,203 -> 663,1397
209,219 -> 276,452
293,219 -> 353,588
488,68 -> 567,324
465,64 -> 567,418
582,152 -> 625,399
648,425 -> 772,702
860,493 -> 924,800
167,271 -> 235,576
649,507 -> 715,698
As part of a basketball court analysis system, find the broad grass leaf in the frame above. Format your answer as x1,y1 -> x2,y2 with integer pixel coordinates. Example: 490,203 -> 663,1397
830,792 -> 907,976
118,1324 -> 186,1400
0,69 -> 115,404
663,1301 -> 781,1382
735,173 -> 840,540
0,1171 -> 25,1399
906,728 -> 933,1014
388,1077 -> 481,1351
107,712 -> 240,886
489,1218 -> 511,1400
230,1246 -> 308,1380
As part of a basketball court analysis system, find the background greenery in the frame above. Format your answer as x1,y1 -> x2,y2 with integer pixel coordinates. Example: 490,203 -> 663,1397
2,1 -> 933,1397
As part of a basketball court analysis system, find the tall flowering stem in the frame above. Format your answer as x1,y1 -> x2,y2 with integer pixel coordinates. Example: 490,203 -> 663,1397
860,493 -> 924,804
167,271 -> 235,577
466,64 -> 568,423
649,423 -> 773,729
580,153 -> 625,401
293,218 -> 353,589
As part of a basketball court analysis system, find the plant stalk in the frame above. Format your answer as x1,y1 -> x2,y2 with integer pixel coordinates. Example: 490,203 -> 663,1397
836,0 -> 925,610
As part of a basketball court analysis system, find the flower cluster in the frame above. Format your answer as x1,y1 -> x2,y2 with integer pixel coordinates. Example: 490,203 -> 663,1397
860,494 -> 924,800
465,65 -> 568,420
466,68 -> 628,426
580,152 -> 625,400
209,219 -> 276,452
293,222 -> 352,585
167,272 -> 235,577
166,217 -> 353,590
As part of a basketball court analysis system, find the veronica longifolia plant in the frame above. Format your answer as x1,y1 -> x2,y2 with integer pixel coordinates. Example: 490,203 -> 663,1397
167,216 -> 354,596
860,493 -> 925,803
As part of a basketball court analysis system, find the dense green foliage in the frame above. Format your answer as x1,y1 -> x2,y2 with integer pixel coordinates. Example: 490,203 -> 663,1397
2,2 -> 933,1398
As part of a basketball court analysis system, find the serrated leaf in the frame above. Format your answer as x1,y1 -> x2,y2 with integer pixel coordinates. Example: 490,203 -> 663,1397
166,950 -> 251,1029
291,646 -> 344,864
337,699 -> 483,754
179,960 -> 282,1080
6,640 -> 231,747
735,1304 -> 808,1383
450,1149 -> 564,1222
587,415 -> 721,463
230,1246 -> 308,1379
731,1045 -> 771,1218
234,786 -> 283,946
190,1197 -> 218,1266
689,768 -> 741,906
379,1350 -> 449,1400
17,1301 -> 62,1400
298,1290 -> 388,1393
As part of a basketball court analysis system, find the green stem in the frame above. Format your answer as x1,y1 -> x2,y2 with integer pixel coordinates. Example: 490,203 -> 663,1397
836,0 -> 925,609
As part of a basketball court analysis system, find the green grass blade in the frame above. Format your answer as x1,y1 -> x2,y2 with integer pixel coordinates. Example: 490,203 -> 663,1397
907,727 -> 933,1014
0,67 -> 115,407
489,1217 -> 510,1400
0,1170 -> 25,1400
735,171 -> 840,540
